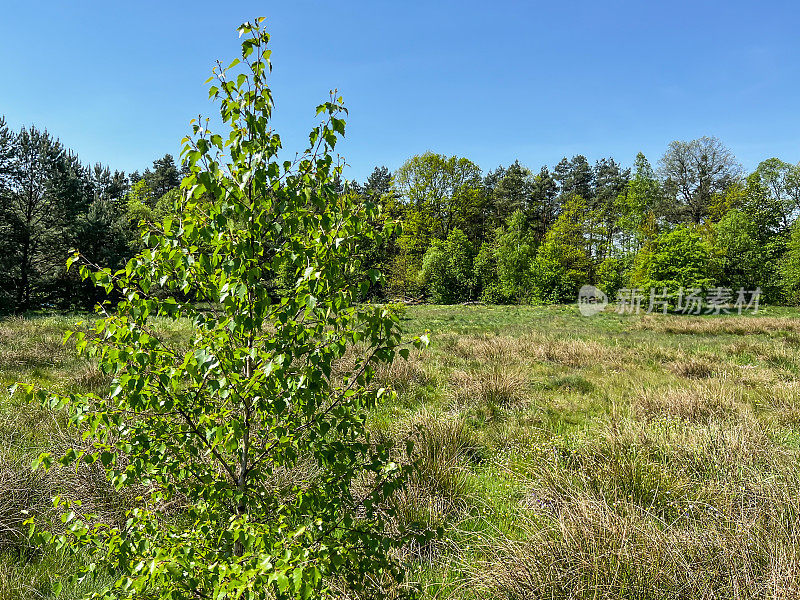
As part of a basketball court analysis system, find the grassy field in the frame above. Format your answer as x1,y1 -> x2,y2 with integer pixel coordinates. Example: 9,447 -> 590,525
3,305 -> 800,598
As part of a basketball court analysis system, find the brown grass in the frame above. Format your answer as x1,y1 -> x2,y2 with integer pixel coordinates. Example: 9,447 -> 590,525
450,334 -> 521,364
0,455 -> 54,551
725,339 -> 798,371
667,358 -> 717,379
374,350 -> 433,393
635,315 -> 800,335
631,379 -> 742,422
756,381 -> 800,424
471,498 -> 800,600
450,332 -> 622,369
69,360 -> 111,393
449,366 -> 529,409
380,413 -> 480,560
471,414 -> 800,600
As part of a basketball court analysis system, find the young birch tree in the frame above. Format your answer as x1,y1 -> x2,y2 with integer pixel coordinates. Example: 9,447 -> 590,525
21,18 -> 427,600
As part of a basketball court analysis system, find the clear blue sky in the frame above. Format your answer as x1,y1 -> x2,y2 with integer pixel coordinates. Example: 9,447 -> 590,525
2,1 -> 799,182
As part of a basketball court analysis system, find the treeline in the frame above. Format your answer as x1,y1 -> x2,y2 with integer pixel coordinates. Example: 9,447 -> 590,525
0,117 -> 186,312
355,139 -> 800,305
1,115 -> 800,311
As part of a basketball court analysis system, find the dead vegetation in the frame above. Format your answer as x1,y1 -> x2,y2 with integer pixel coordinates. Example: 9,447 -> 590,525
631,379 -> 742,422
635,314 -> 800,335
450,332 -> 623,368
448,366 -> 529,409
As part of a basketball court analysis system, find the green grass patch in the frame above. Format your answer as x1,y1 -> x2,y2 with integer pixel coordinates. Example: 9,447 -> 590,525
4,304 -> 800,598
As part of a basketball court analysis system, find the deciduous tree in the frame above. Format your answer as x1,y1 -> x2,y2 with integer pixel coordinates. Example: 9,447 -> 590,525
659,136 -> 741,224
531,196 -> 590,303
631,225 -> 715,293
393,152 -> 485,244
420,228 -> 475,303
24,19 -> 427,599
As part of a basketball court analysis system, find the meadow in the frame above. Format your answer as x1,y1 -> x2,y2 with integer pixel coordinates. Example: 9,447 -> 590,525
2,304 -> 800,598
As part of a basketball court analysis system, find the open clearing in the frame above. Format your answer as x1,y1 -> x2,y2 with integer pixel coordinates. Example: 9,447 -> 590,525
2,304 -> 800,599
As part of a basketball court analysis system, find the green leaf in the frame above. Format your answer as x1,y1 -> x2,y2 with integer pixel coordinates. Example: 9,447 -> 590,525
32,453 -> 52,472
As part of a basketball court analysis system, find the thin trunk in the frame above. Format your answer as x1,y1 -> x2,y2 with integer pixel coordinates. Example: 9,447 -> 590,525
17,236 -> 29,311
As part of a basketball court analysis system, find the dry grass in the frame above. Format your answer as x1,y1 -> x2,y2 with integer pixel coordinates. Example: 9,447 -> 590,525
631,379 -> 743,422
381,413 -> 481,560
0,436 -> 122,559
0,327 -> 70,371
450,334 -> 522,364
470,413 -> 800,600
68,361 -> 111,393
667,358 -> 717,378
374,350 -> 433,393
635,315 -> 800,335
524,336 -> 622,368
450,332 -> 623,369
332,345 -> 434,395
449,366 -> 529,409
725,339 -> 799,370
756,381 -> 800,424
0,455 -> 54,551
471,498 -> 800,600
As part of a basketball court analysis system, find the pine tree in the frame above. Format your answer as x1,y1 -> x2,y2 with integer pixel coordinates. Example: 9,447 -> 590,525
491,160 -> 533,225
0,117 -> 17,309
1,126 -> 82,310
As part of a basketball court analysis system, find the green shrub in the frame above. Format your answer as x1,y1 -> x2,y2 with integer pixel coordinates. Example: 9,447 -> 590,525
420,228 -> 475,303
631,225 -> 716,295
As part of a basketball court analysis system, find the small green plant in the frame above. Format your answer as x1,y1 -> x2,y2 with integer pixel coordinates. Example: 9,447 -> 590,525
18,18 -> 428,600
